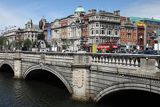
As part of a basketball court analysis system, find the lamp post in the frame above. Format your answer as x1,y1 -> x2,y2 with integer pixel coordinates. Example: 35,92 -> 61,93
76,19 -> 84,51
158,35 -> 160,54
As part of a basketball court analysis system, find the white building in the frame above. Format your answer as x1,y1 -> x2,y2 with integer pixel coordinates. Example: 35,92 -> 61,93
51,6 -> 86,52
2,19 -> 44,50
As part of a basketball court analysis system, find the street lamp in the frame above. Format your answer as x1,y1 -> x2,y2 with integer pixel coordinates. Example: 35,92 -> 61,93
127,32 -> 131,51
158,35 -> 160,54
76,18 -> 85,51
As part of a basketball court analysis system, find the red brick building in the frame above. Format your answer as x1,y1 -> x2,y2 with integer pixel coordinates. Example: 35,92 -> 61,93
120,17 -> 137,50
137,24 -> 145,50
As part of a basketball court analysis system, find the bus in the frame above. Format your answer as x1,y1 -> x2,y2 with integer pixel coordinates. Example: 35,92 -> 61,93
97,42 -> 118,53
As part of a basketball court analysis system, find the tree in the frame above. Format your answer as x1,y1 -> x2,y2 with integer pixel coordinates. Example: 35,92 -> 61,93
0,37 -> 4,50
32,40 -> 38,48
45,40 -> 51,48
0,36 -> 8,51
16,40 -> 23,50
23,39 -> 32,51
9,40 -> 16,51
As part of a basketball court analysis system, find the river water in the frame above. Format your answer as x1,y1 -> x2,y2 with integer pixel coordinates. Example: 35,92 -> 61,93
0,65 -> 160,107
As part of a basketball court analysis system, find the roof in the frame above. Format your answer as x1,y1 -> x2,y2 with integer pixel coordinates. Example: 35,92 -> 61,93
130,17 -> 160,23
75,6 -> 85,13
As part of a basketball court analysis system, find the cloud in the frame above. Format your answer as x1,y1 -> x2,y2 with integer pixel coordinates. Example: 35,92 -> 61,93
123,1 -> 160,19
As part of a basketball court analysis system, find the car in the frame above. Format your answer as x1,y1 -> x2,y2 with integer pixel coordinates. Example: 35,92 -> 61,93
143,49 -> 158,55
132,50 -> 143,54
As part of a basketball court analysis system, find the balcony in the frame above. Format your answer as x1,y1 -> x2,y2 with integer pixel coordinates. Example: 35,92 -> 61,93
89,17 -> 120,23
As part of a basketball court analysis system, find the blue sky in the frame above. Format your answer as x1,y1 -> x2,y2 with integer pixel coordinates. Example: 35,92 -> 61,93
0,0 -> 160,30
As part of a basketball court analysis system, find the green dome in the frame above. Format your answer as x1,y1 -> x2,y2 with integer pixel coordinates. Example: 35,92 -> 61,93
75,6 -> 85,13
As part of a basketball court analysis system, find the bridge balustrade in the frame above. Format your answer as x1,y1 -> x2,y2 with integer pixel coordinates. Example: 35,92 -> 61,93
1,51 -> 160,69
89,53 -> 160,68
20,51 -> 74,65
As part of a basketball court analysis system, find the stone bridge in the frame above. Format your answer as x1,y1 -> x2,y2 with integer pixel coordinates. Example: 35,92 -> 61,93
0,51 -> 160,102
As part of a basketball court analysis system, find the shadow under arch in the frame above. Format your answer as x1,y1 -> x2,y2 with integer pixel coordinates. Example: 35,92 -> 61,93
0,61 -> 14,71
94,82 -> 160,103
0,61 -> 15,78
23,65 -> 72,94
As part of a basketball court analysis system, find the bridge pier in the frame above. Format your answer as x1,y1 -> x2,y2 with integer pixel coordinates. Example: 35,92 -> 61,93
71,54 -> 91,102
13,52 -> 22,79
72,66 -> 90,101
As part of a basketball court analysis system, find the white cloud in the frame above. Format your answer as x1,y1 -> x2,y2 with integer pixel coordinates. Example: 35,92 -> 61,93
123,1 -> 160,19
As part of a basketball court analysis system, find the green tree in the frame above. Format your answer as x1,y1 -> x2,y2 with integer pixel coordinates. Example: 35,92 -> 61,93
16,40 -> 23,50
0,36 -> 8,51
23,39 -> 32,51
8,40 -> 16,51
32,40 -> 38,48
45,40 -> 51,48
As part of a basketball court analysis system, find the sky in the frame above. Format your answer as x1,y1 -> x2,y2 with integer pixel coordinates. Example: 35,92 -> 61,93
0,0 -> 160,31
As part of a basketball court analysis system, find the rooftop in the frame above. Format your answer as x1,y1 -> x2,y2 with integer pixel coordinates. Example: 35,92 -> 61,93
130,17 -> 160,23
75,6 -> 85,13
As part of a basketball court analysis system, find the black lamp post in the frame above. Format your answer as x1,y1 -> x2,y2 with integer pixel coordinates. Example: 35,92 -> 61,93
76,19 -> 84,51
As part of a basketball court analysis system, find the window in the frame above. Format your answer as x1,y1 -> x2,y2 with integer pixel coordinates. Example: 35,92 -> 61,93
101,30 -> 105,34
96,23 -> 99,27
92,30 -> 94,35
96,38 -> 98,43
108,30 -> 111,35
96,30 -> 99,34
115,31 -> 118,35
115,25 -> 119,29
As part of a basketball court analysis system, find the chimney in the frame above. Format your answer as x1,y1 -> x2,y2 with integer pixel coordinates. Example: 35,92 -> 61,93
114,10 -> 120,16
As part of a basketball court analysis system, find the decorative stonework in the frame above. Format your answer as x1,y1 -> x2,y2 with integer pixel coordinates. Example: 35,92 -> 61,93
14,60 -> 22,78
72,69 -> 85,88
15,65 -> 18,72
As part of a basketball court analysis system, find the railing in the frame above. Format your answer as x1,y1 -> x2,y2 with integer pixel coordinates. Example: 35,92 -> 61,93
89,18 -> 120,23
89,53 -> 160,68
1,51 -> 160,69
20,51 -> 74,64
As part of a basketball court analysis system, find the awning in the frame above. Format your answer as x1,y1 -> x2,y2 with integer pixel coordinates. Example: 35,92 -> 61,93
112,45 -> 118,49
97,45 -> 110,50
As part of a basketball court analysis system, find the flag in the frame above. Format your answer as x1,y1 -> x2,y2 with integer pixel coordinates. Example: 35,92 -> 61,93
47,24 -> 51,40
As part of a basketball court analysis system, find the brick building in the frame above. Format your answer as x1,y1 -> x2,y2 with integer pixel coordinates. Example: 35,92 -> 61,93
51,6 -> 121,52
120,16 -> 137,50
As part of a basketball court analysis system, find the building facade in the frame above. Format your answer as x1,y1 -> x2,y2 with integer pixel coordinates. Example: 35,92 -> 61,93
51,6 -> 121,52
24,19 -> 43,43
2,19 -> 44,50
51,6 -> 86,52
130,17 -> 160,50
120,16 -> 137,50
88,9 -> 121,52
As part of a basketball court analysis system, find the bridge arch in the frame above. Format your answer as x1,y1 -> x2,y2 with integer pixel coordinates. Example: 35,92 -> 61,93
23,65 -> 72,94
0,61 -> 14,72
94,82 -> 160,102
